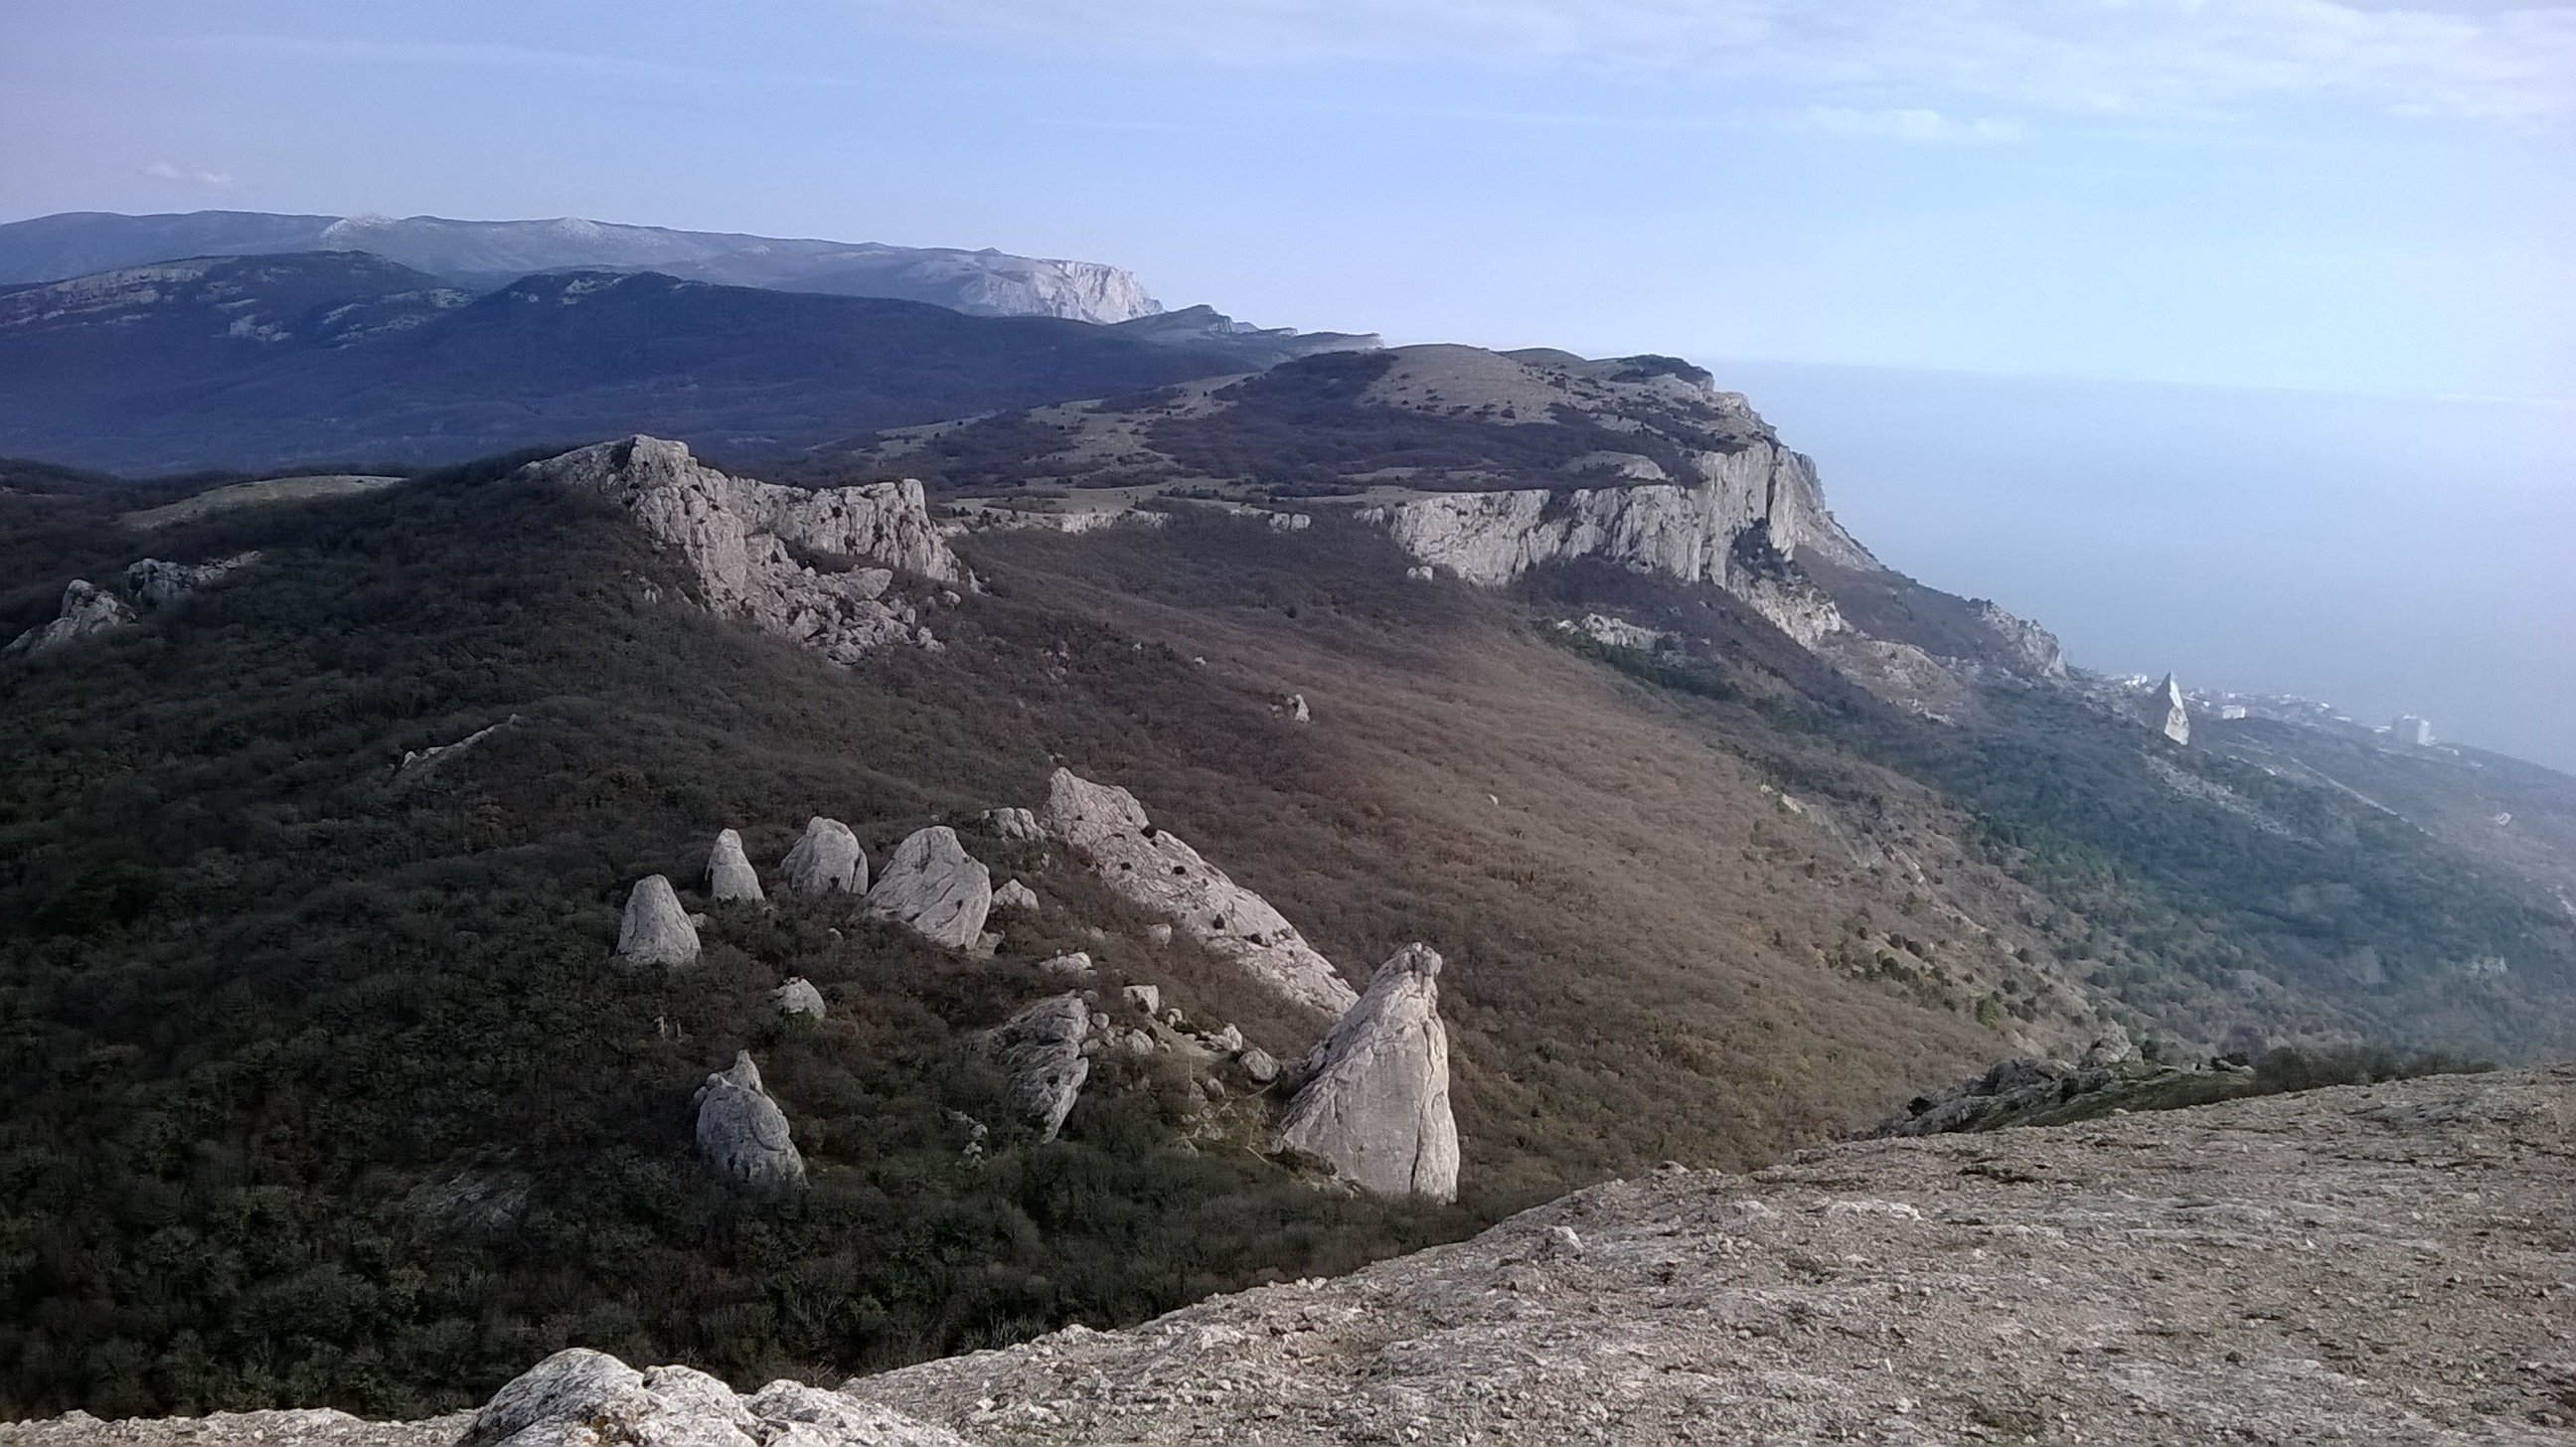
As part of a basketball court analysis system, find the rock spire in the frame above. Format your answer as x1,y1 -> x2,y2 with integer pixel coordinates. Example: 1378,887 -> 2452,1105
781,817 -> 866,895
615,875 -> 700,968
1277,942 -> 1459,1203
691,1051 -> 806,1191
706,828 -> 764,903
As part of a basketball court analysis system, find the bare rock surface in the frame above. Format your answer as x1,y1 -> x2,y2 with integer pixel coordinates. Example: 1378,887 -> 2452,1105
1036,769 -> 1356,1017
0,1409 -> 468,1447
454,1347 -> 966,1446
614,875 -> 700,968
518,436 -> 964,664
850,1066 -> 2576,1445
768,978 -> 826,1021
122,552 -> 260,610
979,807 -> 1045,842
706,828 -> 765,903
1277,943 -> 1458,1203
781,817 -> 867,895
865,827 -> 993,948
995,994 -> 1091,1142
992,879 -> 1040,911
395,715 -> 522,782
692,1051 -> 805,1191
4,578 -> 136,658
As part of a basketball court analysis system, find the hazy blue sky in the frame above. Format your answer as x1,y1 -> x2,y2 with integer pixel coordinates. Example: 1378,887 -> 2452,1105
3,0 -> 2571,762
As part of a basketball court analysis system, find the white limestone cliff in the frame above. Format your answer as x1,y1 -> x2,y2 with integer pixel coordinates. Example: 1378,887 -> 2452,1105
517,436 -> 963,664
1036,768 -> 1358,1017
1277,942 -> 1458,1203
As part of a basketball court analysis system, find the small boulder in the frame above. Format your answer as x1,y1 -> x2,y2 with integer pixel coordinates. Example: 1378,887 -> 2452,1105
993,879 -> 1041,911
982,806 -> 1046,842
707,828 -> 764,903
1123,983 -> 1161,1015
692,1051 -> 806,1191
866,826 -> 993,948
615,875 -> 700,968
1147,922 -> 1174,946
2081,1020 -> 2137,1068
1277,942 -> 1458,1203
768,978 -> 826,1021
781,816 -> 866,895
1039,950 -> 1094,977
1209,1023 -> 1245,1054
996,993 -> 1091,1142
1238,1046 -> 1281,1086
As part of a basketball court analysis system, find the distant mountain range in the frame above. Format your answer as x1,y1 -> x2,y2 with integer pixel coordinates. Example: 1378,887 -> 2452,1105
0,251 -> 1375,473
0,210 -> 1168,324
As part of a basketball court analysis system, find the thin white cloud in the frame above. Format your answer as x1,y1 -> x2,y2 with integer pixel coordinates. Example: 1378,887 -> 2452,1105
1790,106 -> 2022,144
141,161 -> 235,186
853,0 -> 2576,123
181,34 -> 722,85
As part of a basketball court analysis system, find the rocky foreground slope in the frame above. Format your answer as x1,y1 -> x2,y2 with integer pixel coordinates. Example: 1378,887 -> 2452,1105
17,1066 -> 2570,1446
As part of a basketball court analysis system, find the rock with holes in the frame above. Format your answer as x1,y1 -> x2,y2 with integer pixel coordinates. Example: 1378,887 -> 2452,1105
692,1051 -> 805,1191
707,828 -> 765,903
4,579 -> 136,659
768,978 -> 826,1021
615,875 -> 700,968
866,826 -> 993,948
996,993 -> 1091,1142
1277,942 -> 1458,1202
1037,768 -> 1355,1016
781,816 -> 867,895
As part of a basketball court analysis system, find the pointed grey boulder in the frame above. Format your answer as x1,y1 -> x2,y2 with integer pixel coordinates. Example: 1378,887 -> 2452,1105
707,828 -> 765,903
615,875 -> 700,968
993,879 -> 1041,911
692,1050 -> 806,1190
781,816 -> 866,894
865,826 -> 993,948
1277,943 -> 1458,1203
2144,673 -> 2190,745
996,993 -> 1091,1142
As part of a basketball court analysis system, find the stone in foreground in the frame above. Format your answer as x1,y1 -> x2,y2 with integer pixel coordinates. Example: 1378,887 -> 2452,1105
691,1051 -> 805,1191
781,816 -> 867,895
706,827 -> 765,903
1277,942 -> 1458,1202
865,826 -> 993,948
614,875 -> 700,968
1037,768 -> 1357,1016
460,1346 -> 965,1446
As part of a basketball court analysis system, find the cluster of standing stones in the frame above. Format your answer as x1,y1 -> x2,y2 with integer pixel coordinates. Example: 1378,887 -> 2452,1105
613,769 -> 1460,1204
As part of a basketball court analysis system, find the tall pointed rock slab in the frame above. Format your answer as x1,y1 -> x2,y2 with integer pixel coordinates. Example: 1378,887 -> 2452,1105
1277,942 -> 1458,1203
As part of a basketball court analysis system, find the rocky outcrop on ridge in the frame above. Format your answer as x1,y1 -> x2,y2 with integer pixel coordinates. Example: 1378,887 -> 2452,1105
691,1051 -> 805,1191
1035,769 -> 1358,1017
994,994 -> 1091,1143
865,827 -> 993,949
613,875 -> 700,968
4,578 -> 136,658
459,1347 -> 967,1447
121,552 -> 260,610
1276,943 -> 1458,1203
1970,598 -> 2069,678
394,715 -> 521,781
705,828 -> 764,903
518,436 -> 964,664
781,816 -> 867,895
2146,671 -> 2191,744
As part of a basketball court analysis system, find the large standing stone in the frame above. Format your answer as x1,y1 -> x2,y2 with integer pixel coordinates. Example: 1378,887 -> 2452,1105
4,579 -> 137,659
2144,673 -> 2190,745
865,826 -> 993,948
781,816 -> 867,895
1277,943 -> 1459,1203
996,993 -> 1091,1142
615,875 -> 700,968
707,828 -> 765,903
1037,768 -> 1357,1016
692,1050 -> 806,1191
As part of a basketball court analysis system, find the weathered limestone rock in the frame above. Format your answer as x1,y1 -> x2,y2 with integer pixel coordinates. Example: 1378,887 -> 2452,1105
1037,768 -> 1357,1016
980,806 -> 1046,841
460,1347 -> 964,1447
615,875 -> 700,968
1122,983 -> 1161,1015
768,978 -> 826,1021
996,993 -> 1091,1142
1968,599 -> 2068,678
781,816 -> 867,895
1238,1046 -> 1281,1085
1277,943 -> 1458,1203
865,826 -> 993,948
993,879 -> 1041,911
1037,950 -> 1094,978
516,436 -> 965,665
1553,612 -> 1670,651
121,552 -> 260,610
692,1051 -> 805,1191
2145,672 -> 2191,744
1282,692 -> 1312,723
395,715 -> 521,780
4,578 -> 137,658
2081,1020 -> 2137,1068
706,828 -> 764,903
